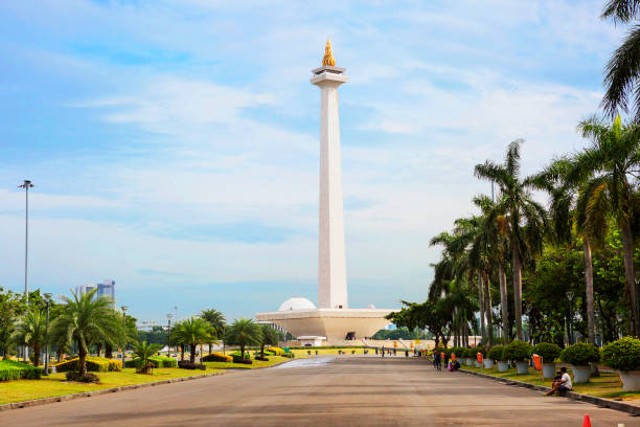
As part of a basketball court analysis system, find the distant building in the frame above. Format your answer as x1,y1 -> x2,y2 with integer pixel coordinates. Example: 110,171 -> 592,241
76,279 -> 116,306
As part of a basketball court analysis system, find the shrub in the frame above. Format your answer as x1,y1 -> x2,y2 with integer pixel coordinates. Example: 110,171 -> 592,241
488,345 -> 506,361
504,340 -> 532,361
282,353 -> 295,359
177,361 -> 206,370
532,342 -> 562,363
601,336 -> 640,371
267,347 -> 285,356
255,356 -> 269,361
54,357 -> 122,373
560,343 -> 600,366
125,356 -> 177,369
232,355 -> 253,365
202,352 -> 233,363
0,360 -> 42,381
66,371 -> 100,383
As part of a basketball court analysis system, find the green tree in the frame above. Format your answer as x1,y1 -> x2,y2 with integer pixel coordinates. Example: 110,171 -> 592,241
573,115 -> 640,335
200,308 -> 226,354
171,317 -> 212,364
475,139 -> 547,340
131,340 -> 162,374
226,319 -> 262,359
601,0 -> 640,118
259,324 -> 279,358
0,288 -> 24,360
49,289 -> 121,376
13,309 -> 48,367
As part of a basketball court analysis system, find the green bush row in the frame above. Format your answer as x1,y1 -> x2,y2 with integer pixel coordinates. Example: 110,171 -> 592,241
54,357 -> 122,373
0,360 -> 42,381
124,356 -> 177,369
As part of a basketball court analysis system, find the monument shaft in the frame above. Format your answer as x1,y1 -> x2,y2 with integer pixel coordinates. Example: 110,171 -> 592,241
312,62 -> 349,309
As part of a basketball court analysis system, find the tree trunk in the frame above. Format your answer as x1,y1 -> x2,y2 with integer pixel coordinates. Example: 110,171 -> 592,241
32,344 -> 40,367
511,245 -> 523,341
485,273 -> 494,346
190,344 -> 196,364
180,344 -> 185,361
498,262 -> 509,343
478,275 -> 485,343
96,343 -> 102,357
78,347 -> 87,376
105,344 -> 113,359
583,238 -> 596,345
621,220 -> 639,336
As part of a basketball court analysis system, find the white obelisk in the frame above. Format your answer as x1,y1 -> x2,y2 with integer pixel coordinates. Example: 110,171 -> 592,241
311,39 -> 349,309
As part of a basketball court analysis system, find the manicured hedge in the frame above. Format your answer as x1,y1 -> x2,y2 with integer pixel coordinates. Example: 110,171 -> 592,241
54,356 -> 122,373
560,343 -> 600,366
177,361 -> 205,370
124,356 -> 177,369
532,342 -> 562,362
267,347 -> 286,356
601,337 -> 640,371
0,360 -> 42,381
202,352 -> 233,363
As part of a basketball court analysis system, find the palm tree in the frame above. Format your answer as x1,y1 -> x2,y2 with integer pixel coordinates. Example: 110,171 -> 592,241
200,308 -> 226,354
172,317 -> 213,364
226,319 -> 263,360
259,324 -> 279,358
573,115 -> 640,335
13,309 -> 47,367
131,340 -> 162,373
601,0 -> 640,119
537,157 -> 610,346
49,289 -> 121,376
475,140 -> 547,340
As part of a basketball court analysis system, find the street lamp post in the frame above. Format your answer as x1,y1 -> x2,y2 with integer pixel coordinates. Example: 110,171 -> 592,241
166,313 -> 173,357
121,306 -> 128,362
44,293 -> 52,376
18,179 -> 34,362
566,291 -> 574,345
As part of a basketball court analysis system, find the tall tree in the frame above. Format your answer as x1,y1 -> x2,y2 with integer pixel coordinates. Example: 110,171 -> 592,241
50,289 -> 120,376
601,0 -> 640,118
172,317 -> 213,364
226,319 -> 262,359
200,308 -> 226,354
573,115 -> 640,335
475,140 -> 547,340
13,309 -> 47,367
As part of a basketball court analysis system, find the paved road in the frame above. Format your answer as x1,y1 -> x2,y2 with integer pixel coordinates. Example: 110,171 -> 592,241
1,357 -> 637,426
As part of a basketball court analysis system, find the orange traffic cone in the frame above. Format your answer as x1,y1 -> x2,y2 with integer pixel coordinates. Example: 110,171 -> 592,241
582,414 -> 592,427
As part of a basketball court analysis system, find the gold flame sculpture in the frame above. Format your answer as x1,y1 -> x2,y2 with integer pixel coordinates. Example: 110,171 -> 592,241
322,39 -> 336,67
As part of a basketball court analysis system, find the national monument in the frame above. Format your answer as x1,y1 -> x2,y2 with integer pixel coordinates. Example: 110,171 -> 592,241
256,41 -> 396,345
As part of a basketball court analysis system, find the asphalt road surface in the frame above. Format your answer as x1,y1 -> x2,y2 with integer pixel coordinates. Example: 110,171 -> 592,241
1,356 -> 638,426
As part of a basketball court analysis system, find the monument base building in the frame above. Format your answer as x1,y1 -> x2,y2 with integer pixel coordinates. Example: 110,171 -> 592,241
256,297 -> 395,345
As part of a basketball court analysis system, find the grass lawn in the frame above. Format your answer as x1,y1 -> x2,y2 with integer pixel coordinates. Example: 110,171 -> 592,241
461,365 -> 640,402
0,356 -> 292,405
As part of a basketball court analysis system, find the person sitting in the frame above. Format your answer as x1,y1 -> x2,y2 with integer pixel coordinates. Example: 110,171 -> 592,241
544,367 -> 572,396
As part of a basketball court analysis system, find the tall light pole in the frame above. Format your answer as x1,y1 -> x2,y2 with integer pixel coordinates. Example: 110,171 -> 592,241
44,293 -> 52,376
121,306 -> 128,361
566,291 -> 574,345
166,313 -> 173,357
18,179 -> 34,361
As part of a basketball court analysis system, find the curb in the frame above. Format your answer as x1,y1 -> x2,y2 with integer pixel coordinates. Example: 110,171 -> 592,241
0,372 -> 222,412
459,368 -> 640,416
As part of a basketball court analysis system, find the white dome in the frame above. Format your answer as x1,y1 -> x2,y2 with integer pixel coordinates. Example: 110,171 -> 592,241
278,297 -> 316,312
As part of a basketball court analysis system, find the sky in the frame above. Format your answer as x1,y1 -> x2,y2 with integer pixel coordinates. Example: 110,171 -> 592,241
0,0 -> 624,327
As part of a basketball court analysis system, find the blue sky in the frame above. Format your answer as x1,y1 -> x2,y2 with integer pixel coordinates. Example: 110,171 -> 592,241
0,1 -> 623,326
